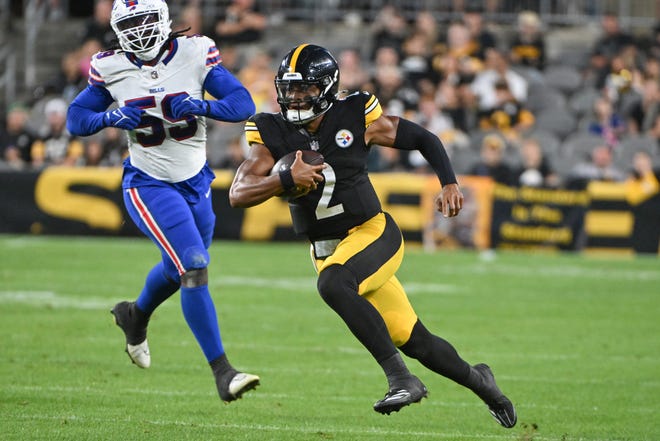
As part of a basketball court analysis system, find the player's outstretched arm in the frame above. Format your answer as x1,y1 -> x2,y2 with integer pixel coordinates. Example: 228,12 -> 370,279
366,114 -> 463,217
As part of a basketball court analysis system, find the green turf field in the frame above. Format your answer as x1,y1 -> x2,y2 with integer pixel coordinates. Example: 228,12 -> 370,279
0,234 -> 658,441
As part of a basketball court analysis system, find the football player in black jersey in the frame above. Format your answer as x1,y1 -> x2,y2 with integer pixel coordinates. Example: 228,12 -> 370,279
229,44 -> 516,427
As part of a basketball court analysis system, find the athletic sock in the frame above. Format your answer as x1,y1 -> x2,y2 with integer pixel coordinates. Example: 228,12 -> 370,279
180,284 -> 224,362
136,261 -> 180,314
379,352 -> 413,388
209,353 -> 234,378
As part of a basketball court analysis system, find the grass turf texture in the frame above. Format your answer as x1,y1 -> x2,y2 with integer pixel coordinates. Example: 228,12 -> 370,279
0,235 -> 658,441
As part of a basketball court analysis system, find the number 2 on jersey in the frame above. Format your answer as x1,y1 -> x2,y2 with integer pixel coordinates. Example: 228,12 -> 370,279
316,164 -> 344,220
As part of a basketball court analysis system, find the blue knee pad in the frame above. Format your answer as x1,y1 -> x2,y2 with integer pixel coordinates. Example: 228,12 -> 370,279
181,246 -> 210,288
182,246 -> 210,271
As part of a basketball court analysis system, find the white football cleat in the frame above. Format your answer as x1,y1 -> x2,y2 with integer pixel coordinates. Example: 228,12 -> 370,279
111,301 -> 151,369
126,340 -> 151,369
216,371 -> 260,402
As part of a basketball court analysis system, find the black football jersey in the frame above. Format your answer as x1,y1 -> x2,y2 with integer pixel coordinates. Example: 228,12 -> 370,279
244,92 -> 384,241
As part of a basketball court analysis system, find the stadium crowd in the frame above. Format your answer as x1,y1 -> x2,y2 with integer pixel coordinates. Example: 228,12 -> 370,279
2,0 -> 660,190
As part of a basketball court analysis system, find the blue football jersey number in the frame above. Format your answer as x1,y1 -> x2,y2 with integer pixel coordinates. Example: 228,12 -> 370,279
125,94 -> 198,147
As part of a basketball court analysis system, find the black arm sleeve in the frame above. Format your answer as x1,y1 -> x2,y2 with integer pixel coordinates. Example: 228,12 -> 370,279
393,118 -> 457,185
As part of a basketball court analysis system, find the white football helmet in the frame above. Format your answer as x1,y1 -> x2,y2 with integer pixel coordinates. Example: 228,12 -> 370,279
110,0 -> 172,60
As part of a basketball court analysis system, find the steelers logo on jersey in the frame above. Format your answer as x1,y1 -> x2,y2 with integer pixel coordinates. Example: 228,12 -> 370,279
335,129 -> 354,148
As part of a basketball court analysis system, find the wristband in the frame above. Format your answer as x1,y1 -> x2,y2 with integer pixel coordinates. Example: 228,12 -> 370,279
279,169 -> 296,192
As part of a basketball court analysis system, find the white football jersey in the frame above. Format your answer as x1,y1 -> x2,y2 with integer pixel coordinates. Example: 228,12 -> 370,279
89,36 -> 221,182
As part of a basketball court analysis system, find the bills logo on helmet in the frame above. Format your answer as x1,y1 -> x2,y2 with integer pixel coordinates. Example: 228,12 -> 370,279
124,0 -> 138,6
335,130 -> 353,148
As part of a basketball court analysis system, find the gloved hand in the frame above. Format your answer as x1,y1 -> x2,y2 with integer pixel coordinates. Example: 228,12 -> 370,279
170,94 -> 209,119
104,106 -> 144,130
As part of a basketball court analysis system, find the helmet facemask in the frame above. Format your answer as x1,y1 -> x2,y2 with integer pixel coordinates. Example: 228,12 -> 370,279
276,72 -> 337,125
111,1 -> 171,61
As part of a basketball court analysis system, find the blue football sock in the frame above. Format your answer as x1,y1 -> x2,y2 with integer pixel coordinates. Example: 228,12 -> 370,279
180,285 -> 224,362
136,261 -> 180,315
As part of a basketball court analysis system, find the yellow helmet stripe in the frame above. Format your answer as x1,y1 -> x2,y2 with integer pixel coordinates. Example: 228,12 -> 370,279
288,44 -> 310,73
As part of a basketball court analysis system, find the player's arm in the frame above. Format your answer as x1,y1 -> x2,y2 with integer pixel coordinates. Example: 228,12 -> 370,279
67,85 -> 144,136
229,144 -> 322,208
366,115 -> 463,218
170,65 -> 255,122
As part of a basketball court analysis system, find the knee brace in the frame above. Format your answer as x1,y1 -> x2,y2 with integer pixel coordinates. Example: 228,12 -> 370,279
317,264 -> 358,309
180,246 -> 210,288
181,267 -> 208,288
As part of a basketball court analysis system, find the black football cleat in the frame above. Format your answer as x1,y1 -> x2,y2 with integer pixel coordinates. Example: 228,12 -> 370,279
215,370 -> 260,403
110,301 -> 150,369
472,364 -> 517,428
373,375 -> 428,415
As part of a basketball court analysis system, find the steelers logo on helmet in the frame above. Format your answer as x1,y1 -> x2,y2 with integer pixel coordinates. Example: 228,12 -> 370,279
335,129 -> 354,148
275,44 -> 340,125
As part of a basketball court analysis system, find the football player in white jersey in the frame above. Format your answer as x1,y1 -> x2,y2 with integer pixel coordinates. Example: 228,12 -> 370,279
66,0 -> 259,403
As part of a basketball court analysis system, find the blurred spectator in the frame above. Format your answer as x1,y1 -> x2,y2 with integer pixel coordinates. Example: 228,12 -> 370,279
468,133 -> 516,185
369,64 -> 418,116
372,45 -> 400,69
408,95 -> 456,173
432,21 -> 483,85
646,22 -> 660,60
625,75 -> 660,134
213,0 -> 267,46
414,95 -> 455,138
516,137 -> 559,187
0,103 -> 35,170
215,135 -> 247,170
237,48 -> 277,113
369,146 -> 408,172
207,121 -> 245,169
400,30 -> 437,92
81,127 -> 127,167
508,10 -> 546,71
30,98 -> 84,168
625,149 -> 660,253
413,10 -> 440,50
471,48 -> 528,111
77,39 -> 104,85
337,48 -> 370,95
436,76 -> 477,133
477,78 -> 534,141
79,0 -> 115,48
48,50 -> 88,103
646,114 -> 660,153
174,4 -> 205,36
369,5 -> 408,61
587,96 -> 626,147
590,12 -> 635,89
567,144 -> 626,186
462,6 -> 497,61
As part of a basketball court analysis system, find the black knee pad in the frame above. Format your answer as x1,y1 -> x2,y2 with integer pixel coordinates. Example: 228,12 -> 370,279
317,264 -> 358,308
181,267 -> 208,288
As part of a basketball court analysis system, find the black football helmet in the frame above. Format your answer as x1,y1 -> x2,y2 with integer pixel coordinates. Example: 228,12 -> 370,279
275,44 -> 340,125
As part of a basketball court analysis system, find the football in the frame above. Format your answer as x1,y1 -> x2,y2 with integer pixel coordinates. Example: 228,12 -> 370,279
270,150 -> 324,200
